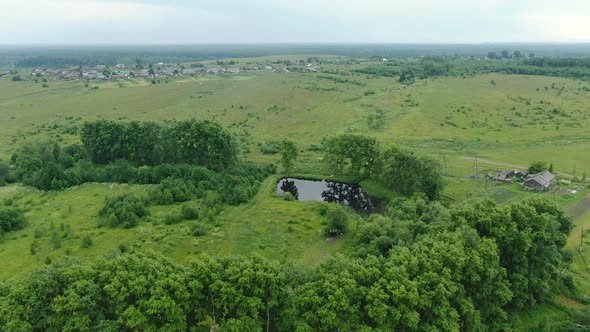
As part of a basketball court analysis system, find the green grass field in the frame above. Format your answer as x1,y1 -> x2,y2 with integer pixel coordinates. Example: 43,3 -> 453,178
1,57 -> 590,323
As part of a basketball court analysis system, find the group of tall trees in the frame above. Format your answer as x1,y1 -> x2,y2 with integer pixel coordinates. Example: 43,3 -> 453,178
322,133 -> 378,177
322,134 -> 444,200
81,119 -> 237,170
0,197 -> 576,331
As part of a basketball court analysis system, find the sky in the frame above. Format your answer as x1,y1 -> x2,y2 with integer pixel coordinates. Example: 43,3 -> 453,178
0,0 -> 589,44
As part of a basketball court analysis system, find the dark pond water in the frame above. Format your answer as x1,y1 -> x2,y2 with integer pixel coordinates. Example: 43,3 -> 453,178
276,178 -> 386,215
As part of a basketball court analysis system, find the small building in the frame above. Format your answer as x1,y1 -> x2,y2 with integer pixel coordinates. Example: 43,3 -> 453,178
495,170 -> 515,183
206,67 -> 223,74
523,171 -> 556,191
182,68 -> 201,75
227,67 -> 240,74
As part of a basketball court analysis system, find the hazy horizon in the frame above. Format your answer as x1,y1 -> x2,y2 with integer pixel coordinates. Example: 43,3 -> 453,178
1,0 -> 589,45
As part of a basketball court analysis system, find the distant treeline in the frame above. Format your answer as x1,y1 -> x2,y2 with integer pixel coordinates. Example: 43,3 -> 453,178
0,196 -> 578,331
3,44 -> 590,68
354,56 -> 590,81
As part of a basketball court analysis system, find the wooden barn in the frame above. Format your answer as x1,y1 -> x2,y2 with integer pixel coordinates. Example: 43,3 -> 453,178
523,171 -> 556,191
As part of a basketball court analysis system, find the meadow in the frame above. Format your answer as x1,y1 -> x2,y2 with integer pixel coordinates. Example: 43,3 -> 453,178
1,55 -> 589,328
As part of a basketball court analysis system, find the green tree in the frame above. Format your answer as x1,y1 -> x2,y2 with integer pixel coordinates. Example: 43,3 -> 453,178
325,205 -> 350,235
453,198 -> 572,308
375,145 -> 444,200
322,133 -> 377,176
280,139 -> 298,173
528,160 -> 548,174
170,119 -> 238,171
399,69 -> 415,84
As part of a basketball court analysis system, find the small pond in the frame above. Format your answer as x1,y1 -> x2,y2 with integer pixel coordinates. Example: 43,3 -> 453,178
276,178 -> 386,215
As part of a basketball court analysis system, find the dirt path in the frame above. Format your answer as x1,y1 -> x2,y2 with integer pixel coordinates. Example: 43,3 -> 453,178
566,193 -> 590,220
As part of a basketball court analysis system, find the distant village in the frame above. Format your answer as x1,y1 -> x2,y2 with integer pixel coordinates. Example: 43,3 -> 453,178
26,61 -> 323,81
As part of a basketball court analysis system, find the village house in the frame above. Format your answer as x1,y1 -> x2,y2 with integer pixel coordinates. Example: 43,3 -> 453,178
206,67 -> 223,74
182,68 -> 201,75
494,169 -> 530,183
495,170 -> 515,183
307,63 -> 321,72
523,171 -> 556,191
227,67 -> 240,74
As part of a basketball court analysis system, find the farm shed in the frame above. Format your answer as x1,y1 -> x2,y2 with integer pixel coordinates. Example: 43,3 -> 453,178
523,171 -> 556,191
495,170 -> 515,183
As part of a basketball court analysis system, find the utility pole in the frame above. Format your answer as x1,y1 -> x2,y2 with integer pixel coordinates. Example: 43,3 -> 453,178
573,164 -> 576,179
580,226 -> 584,252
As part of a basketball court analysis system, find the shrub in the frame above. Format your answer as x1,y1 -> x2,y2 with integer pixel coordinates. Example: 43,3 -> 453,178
11,75 -> 22,82
325,205 -> 350,235
0,207 -> 25,234
150,178 -> 196,204
98,194 -> 149,228
81,235 -> 93,248
181,205 -> 199,220
259,141 -> 283,155
283,192 -> 295,201
190,223 -> 207,237
164,213 -> 183,225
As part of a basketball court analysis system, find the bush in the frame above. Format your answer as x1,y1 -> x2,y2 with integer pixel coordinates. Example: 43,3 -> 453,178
200,191 -> 222,221
181,205 -> 199,220
150,178 -> 196,204
11,75 -> 22,82
190,223 -> 207,237
98,194 -> 149,228
81,235 -> 93,248
0,207 -> 25,234
164,213 -> 183,225
259,141 -> 283,155
325,205 -> 350,235
283,192 -> 295,201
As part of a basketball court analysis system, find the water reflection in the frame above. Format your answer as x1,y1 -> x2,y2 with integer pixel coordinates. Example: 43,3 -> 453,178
280,179 -> 299,199
276,178 -> 384,215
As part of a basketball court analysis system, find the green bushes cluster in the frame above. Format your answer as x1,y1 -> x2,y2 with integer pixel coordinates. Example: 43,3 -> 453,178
98,194 -> 149,228
0,207 -> 25,235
